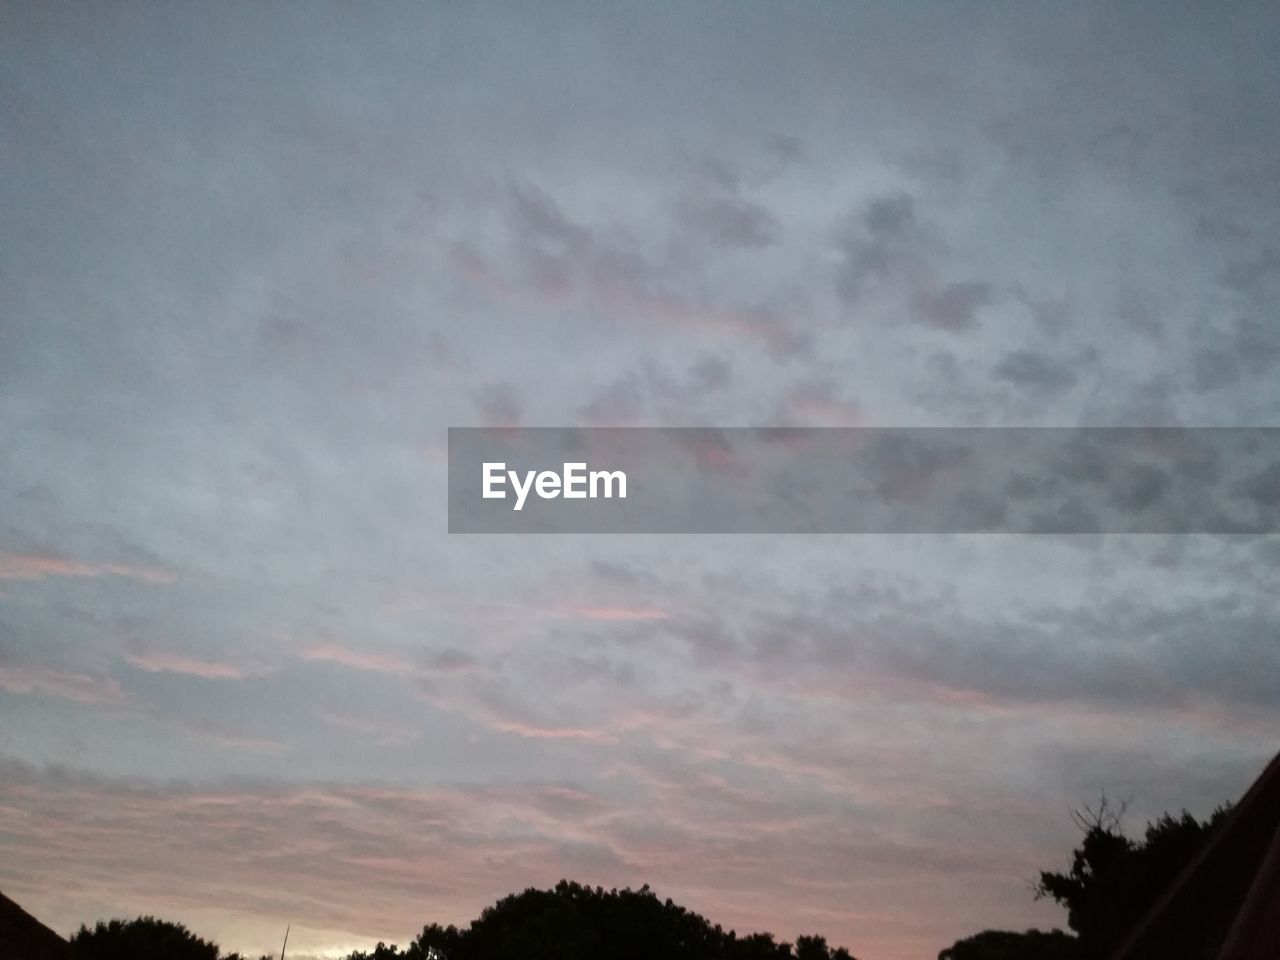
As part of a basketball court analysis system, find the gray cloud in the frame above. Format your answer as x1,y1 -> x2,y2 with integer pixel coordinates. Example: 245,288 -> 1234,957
474,383 -> 523,427
677,196 -> 783,249
994,350 -> 1078,394
835,192 -> 932,307
914,281 -> 992,332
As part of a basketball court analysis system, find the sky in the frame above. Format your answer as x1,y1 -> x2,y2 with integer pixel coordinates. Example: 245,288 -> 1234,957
2,2 -> 1279,958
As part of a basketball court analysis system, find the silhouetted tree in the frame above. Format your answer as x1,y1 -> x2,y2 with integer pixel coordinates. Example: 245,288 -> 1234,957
346,944 -> 410,960
938,794 -> 1231,959
343,881 -> 858,960
71,916 -> 220,960
1035,797 -> 1230,956
795,933 -> 854,960
937,928 -> 1078,960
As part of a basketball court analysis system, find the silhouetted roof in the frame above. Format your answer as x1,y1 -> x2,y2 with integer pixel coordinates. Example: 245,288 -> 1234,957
1111,750 -> 1280,960
0,890 -> 74,960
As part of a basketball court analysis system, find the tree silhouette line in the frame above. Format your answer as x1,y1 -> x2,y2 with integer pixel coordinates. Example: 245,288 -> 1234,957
63,798 -> 1229,960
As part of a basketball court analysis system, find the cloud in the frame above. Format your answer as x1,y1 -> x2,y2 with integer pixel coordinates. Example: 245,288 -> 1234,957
182,723 -> 290,755
417,678 -> 620,743
776,379 -> 861,426
425,649 -> 479,673
1232,317 -> 1280,376
577,374 -> 645,426
450,180 -> 809,358
298,644 -> 413,675
0,552 -> 176,585
834,193 -> 993,335
473,383 -> 522,428
676,196 -> 783,249
835,192 -> 926,306
0,661 -> 124,705
1191,316 -> 1280,392
864,193 -> 918,241
687,353 -> 733,393
122,650 -> 261,680
317,709 -> 418,745
913,281 -> 991,332
559,605 -> 669,622
994,350 -> 1078,394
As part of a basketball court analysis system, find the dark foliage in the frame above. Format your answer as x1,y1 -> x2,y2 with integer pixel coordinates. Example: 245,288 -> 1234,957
937,928 -> 1079,960
1035,799 -> 1230,956
937,796 -> 1232,959
70,916 -> 221,960
346,881 -> 856,960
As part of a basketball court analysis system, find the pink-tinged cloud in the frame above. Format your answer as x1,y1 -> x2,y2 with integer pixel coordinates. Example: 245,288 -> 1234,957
450,245 -> 807,358
0,662 -> 124,705
418,683 -> 619,744
299,643 -> 413,674
559,605 -> 669,622
782,384 -> 862,427
123,650 -> 260,680
483,718 -> 617,742
0,552 -> 176,585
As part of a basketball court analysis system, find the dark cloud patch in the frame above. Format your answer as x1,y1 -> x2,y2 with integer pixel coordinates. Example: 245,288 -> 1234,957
678,196 -> 783,248
1233,317 -> 1280,376
508,181 -> 592,251
688,353 -> 733,393
1115,290 -> 1165,341
473,383 -> 522,427
1024,498 -> 1103,534
670,617 -> 741,669
465,179 -> 809,358
1219,248 -> 1280,297
864,193 -> 918,240
1194,214 -> 1251,244
1192,348 -> 1241,392
1191,315 -> 1280,393
1238,460 -> 1280,511
588,559 -> 663,589
721,585 -> 1280,717
835,192 -> 930,306
766,133 -> 803,164
1109,463 -> 1171,513
859,431 -> 973,503
994,350 -> 1077,394
426,649 -> 478,674
499,180 -> 653,303
1086,375 -> 1182,427
914,281 -> 991,332
686,154 -> 742,193
578,374 -> 646,426
1016,292 -> 1073,337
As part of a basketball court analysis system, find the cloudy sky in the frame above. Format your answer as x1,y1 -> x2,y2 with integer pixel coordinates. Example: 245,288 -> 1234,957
2,2 -> 1279,958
